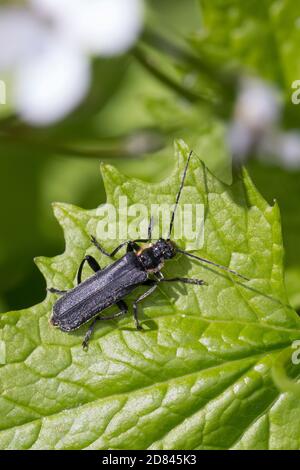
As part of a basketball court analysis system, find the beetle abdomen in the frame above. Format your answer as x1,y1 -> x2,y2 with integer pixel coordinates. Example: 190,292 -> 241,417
51,252 -> 147,331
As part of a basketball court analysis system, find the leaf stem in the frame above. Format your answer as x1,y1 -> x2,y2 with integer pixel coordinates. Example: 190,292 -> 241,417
142,28 -> 222,83
137,28 -> 238,110
0,128 -> 166,159
132,45 -> 210,105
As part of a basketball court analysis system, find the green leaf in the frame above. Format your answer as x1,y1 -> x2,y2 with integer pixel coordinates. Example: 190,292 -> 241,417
0,142 -> 46,304
146,98 -> 232,184
248,160 -> 300,310
197,0 -> 300,93
1,140 -> 300,450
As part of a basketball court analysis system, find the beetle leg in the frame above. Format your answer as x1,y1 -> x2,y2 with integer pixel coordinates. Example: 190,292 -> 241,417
90,236 -> 112,258
82,317 -> 98,350
91,236 -> 139,257
148,215 -> 154,240
82,300 -> 128,350
115,239 -> 151,254
142,279 -> 158,286
47,287 -> 67,295
161,277 -> 207,286
111,240 -> 141,256
91,235 -> 150,258
133,283 -> 158,330
77,255 -> 101,285
126,241 -> 142,253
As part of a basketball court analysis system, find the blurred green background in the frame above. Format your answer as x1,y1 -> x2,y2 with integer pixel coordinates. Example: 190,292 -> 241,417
0,0 -> 299,313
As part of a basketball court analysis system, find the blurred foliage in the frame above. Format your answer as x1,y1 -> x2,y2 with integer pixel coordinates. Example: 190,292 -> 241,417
196,0 -> 300,95
249,161 -> 300,309
193,0 -> 300,309
0,0 -> 299,314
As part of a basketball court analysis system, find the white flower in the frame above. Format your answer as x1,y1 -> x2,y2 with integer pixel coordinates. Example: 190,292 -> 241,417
14,36 -> 90,126
30,0 -> 144,56
0,7 -> 45,71
234,77 -> 281,133
227,120 -> 254,165
228,77 -> 282,162
0,1 -> 144,126
259,131 -> 300,169
278,132 -> 300,169
229,76 -> 300,170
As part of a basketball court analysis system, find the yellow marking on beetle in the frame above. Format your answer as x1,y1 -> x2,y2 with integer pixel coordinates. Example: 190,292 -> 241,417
136,244 -> 151,256
147,261 -> 164,273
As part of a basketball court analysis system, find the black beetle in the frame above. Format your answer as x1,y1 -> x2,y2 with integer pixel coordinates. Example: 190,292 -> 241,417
49,151 -> 248,349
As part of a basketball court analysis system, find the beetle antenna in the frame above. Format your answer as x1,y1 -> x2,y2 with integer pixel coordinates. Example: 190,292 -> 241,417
177,248 -> 249,281
167,150 -> 193,240
148,215 -> 154,240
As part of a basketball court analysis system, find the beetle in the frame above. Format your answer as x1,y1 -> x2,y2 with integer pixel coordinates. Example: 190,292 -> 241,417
49,151 -> 248,349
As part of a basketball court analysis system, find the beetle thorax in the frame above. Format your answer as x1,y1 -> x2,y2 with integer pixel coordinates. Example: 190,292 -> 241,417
137,239 -> 176,272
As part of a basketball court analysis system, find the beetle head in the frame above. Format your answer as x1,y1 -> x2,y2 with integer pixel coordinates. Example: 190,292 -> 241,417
152,238 -> 176,260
